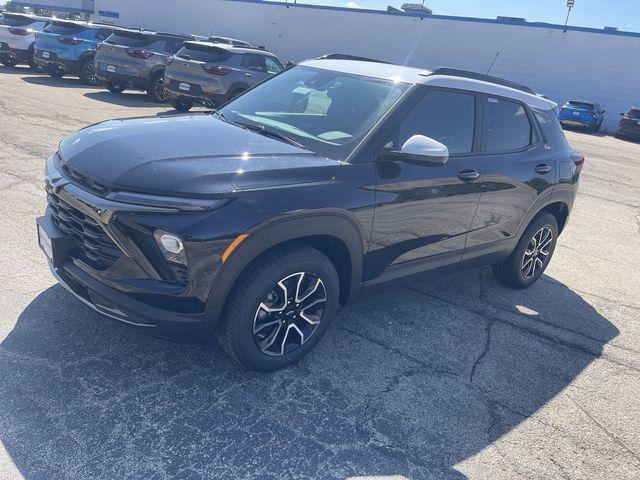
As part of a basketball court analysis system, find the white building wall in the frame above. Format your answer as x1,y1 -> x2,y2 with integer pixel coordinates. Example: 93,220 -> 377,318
91,0 -> 640,132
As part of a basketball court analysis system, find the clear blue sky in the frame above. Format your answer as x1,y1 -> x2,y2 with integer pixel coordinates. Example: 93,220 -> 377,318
286,0 -> 640,32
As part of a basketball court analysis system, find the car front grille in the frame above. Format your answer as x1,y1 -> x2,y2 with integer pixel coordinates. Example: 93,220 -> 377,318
48,191 -> 122,270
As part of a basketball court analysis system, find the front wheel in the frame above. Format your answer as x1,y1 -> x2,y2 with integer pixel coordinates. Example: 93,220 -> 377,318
218,244 -> 340,371
0,56 -> 19,67
169,98 -> 193,112
79,58 -> 99,86
492,212 -> 558,289
106,82 -> 126,94
147,73 -> 169,103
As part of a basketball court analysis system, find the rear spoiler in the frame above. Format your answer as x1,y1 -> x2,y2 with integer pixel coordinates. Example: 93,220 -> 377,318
112,29 -> 156,39
182,41 -> 232,54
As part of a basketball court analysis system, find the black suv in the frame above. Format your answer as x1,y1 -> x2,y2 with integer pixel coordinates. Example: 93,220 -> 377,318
37,60 -> 583,370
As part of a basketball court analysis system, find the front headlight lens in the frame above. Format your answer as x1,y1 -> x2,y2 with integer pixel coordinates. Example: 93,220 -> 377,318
154,230 -> 187,265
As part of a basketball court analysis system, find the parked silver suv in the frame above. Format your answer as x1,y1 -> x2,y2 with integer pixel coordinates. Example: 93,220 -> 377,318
94,30 -> 200,102
0,13 -> 49,70
164,41 -> 284,111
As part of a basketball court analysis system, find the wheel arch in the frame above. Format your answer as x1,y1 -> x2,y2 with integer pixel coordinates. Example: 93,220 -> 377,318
78,50 -> 95,64
205,211 -> 366,326
149,65 -> 165,79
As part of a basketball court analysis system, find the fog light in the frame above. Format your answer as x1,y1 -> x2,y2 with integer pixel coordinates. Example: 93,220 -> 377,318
154,230 -> 187,265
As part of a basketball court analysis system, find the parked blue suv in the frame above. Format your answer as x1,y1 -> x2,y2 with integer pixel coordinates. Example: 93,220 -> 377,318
34,20 -> 118,85
559,100 -> 605,132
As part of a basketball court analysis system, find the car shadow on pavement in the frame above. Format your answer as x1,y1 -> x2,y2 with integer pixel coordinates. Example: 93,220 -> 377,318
0,267 -> 618,479
21,75 -> 101,89
0,65 -> 36,75
83,91 -> 160,108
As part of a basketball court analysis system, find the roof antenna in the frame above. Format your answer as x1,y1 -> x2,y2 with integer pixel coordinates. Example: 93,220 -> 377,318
136,17 -> 142,31
486,51 -> 500,75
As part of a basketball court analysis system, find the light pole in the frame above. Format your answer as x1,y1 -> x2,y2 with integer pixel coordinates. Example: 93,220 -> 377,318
564,0 -> 575,33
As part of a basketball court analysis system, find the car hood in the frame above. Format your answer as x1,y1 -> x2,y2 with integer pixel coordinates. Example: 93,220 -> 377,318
58,114 -> 342,197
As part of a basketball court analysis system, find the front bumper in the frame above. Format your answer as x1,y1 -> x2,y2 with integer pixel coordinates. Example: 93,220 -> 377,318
39,154 -> 234,340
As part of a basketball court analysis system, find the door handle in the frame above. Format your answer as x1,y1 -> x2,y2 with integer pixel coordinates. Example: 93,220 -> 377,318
458,169 -> 480,181
535,163 -> 552,174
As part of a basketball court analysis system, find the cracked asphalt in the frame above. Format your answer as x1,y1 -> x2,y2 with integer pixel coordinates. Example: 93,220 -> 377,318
1,67 -> 639,480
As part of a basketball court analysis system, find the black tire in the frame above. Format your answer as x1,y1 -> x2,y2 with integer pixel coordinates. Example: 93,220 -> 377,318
106,82 -> 126,94
169,98 -> 193,112
47,64 -> 65,78
1,56 -> 19,67
147,73 -> 168,103
79,58 -> 99,86
218,243 -> 340,371
227,87 -> 246,102
492,212 -> 558,289
594,122 -> 601,133
27,47 -> 42,72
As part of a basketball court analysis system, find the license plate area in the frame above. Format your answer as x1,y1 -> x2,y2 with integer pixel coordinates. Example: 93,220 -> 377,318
572,111 -> 580,116
178,82 -> 191,92
37,216 -> 72,268
106,64 -> 116,73
42,51 -> 50,59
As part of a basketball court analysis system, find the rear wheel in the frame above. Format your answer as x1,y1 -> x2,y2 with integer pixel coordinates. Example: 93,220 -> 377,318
147,73 -> 169,103
1,56 -> 19,67
79,58 -> 99,86
47,64 -> 65,78
27,47 -> 42,72
218,244 -> 340,371
492,212 -> 558,289
169,98 -> 193,112
106,82 -> 126,94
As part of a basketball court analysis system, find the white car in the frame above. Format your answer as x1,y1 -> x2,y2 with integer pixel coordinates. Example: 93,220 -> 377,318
0,13 -> 50,70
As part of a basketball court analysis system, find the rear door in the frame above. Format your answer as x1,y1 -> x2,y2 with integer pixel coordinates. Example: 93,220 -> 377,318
464,95 -> 556,261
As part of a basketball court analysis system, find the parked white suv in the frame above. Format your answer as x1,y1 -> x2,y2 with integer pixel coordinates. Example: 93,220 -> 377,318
0,13 -> 50,70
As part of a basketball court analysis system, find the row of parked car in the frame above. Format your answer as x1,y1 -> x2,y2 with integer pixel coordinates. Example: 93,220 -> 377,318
0,12 -> 286,111
557,100 -> 640,139
2,12 -> 640,138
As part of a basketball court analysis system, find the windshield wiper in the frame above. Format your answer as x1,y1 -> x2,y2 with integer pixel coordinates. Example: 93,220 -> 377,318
235,122 -> 306,150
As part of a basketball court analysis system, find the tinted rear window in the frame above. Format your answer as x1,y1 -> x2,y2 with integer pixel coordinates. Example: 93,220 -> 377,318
627,109 -> 640,119
0,16 -> 35,27
568,101 -> 594,110
535,110 -> 570,150
484,97 -> 533,152
44,23 -> 86,35
104,32 -> 155,47
176,45 -> 233,62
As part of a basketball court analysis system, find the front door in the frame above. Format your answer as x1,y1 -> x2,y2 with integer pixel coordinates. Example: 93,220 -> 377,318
367,88 -> 484,282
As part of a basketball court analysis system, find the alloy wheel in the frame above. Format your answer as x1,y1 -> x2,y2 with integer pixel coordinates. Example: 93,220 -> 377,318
252,272 -> 327,356
85,63 -> 98,85
521,226 -> 553,279
155,77 -> 169,102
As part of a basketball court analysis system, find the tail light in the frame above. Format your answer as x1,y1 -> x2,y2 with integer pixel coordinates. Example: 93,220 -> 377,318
165,56 -> 174,66
59,37 -> 82,44
203,65 -> 231,75
126,49 -> 153,59
9,28 -> 30,36
571,151 -> 585,174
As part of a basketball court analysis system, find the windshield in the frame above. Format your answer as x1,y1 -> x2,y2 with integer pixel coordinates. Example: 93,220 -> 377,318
219,66 -> 410,160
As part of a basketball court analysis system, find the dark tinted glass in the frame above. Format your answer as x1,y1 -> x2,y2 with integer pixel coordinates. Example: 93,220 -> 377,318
534,110 -> 569,150
568,101 -> 594,110
44,23 -> 86,35
95,29 -> 112,41
241,54 -> 267,71
627,109 -> 640,119
0,16 -> 34,27
104,32 -> 154,47
398,90 -> 475,155
176,46 -> 233,62
484,97 -> 532,151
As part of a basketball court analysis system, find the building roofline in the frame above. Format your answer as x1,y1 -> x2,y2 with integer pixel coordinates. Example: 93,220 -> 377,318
9,1 -> 94,14
228,0 -> 640,39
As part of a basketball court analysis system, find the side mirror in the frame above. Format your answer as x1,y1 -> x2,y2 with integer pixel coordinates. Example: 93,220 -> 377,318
384,135 -> 449,165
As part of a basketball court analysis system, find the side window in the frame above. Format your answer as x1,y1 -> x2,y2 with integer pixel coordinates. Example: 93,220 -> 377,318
484,97 -> 532,152
264,56 -> 283,74
534,110 -> 570,150
95,29 -> 112,41
163,40 -> 183,54
398,90 -> 476,155
242,54 -> 267,72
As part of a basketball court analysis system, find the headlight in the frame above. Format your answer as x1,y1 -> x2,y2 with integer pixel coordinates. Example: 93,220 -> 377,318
154,230 -> 187,265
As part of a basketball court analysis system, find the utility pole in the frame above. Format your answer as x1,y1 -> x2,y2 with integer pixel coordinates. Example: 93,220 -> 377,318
564,0 -> 575,33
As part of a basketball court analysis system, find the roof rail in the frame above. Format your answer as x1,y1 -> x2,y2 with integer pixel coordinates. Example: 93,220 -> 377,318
316,53 -> 394,65
429,68 -> 535,94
